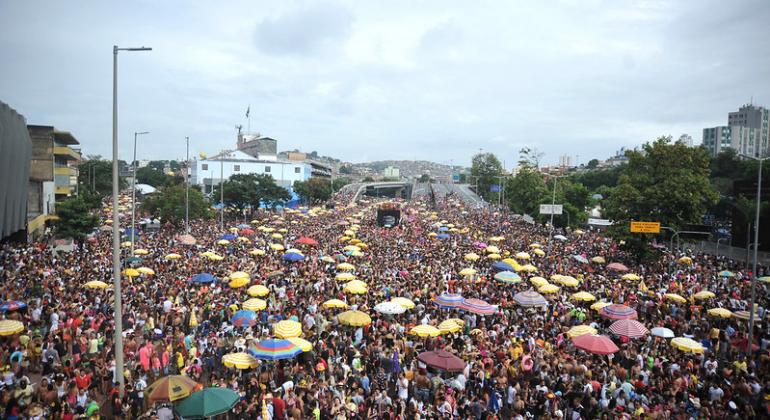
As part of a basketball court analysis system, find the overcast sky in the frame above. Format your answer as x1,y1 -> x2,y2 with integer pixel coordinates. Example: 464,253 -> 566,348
1,0 -> 768,168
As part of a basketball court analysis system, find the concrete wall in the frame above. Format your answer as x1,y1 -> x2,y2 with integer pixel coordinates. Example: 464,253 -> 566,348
0,101 -> 32,239
28,125 -> 54,182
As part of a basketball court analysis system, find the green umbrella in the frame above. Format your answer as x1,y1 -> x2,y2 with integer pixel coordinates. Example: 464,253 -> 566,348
174,387 -> 239,419
125,256 -> 143,264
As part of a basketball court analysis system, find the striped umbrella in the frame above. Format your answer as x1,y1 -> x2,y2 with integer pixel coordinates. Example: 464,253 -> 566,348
145,375 -> 201,402
322,299 -> 349,309
438,319 -> 462,334
609,319 -> 649,339
433,293 -> 464,309
248,339 -> 302,360
247,285 -> 270,297
287,337 -> 313,352
390,297 -> 415,309
242,298 -> 267,311
337,310 -> 372,326
566,325 -> 597,338
459,298 -> 497,315
0,301 -> 27,312
231,310 -> 257,328
513,291 -> 548,307
0,320 -> 24,336
599,304 -> 638,320
410,325 -> 441,337
572,334 -> 619,355
274,320 -> 302,338
494,271 -> 521,284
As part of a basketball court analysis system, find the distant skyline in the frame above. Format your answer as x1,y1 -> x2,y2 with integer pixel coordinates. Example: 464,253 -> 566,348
1,0 -> 768,169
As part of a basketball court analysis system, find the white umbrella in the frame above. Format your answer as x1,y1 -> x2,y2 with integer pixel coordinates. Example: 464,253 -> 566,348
650,327 -> 674,338
374,301 -> 407,315
554,235 -> 568,241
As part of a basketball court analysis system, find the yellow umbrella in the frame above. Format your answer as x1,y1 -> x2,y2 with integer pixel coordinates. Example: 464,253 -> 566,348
438,320 -> 462,334
321,256 -> 335,263
269,243 -> 285,251
459,268 -> 477,277
335,272 -> 357,282
533,248 -> 545,257
217,240 -> 231,245
222,352 -> 259,369
464,253 -> 480,261
338,310 -> 372,326
556,276 -> 579,287
693,291 -> 715,300
570,291 -> 596,302
344,280 -> 368,295
529,243 -> 542,249
322,299 -> 349,309
410,325 -> 441,337
622,274 -> 641,281
229,278 -> 249,289
271,233 -> 283,239
228,227 -> 239,233
249,249 -> 266,256
538,284 -> 561,294
487,253 -> 501,260
678,256 -> 693,265
519,264 -> 538,273
427,232 -> 438,238
165,253 -> 182,260
591,256 -> 606,264
242,298 -> 267,311
247,285 -> 270,297
84,280 -> 109,289
274,320 -> 303,338
236,237 -> 251,243
133,249 -> 149,255
530,276 -> 549,287
574,229 -> 585,235
208,254 -> 224,261
0,320 -> 24,336
664,293 -> 687,303
707,308 -> 732,318
591,301 -> 612,311
122,268 -> 140,277
337,263 -> 355,271
485,245 -> 500,254
671,337 -> 705,353
489,236 -> 505,242
286,248 -> 303,254
344,229 -> 355,236
287,337 -> 313,352
137,267 -> 155,276
566,325 -> 598,338
515,252 -> 531,260
121,241 -> 132,248
390,297 -> 415,309
230,271 -> 250,280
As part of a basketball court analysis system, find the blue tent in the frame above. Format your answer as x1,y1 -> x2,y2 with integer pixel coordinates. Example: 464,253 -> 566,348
491,261 -> 514,271
282,252 -> 305,262
191,273 -> 217,284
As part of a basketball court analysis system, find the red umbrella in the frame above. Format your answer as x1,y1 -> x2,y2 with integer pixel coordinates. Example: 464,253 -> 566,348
606,262 -> 629,272
609,319 -> 649,338
459,298 -> 497,315
417,350 -> 466,372
296,237 -> 318,246
240,228 -> 255,236
731,337 -> 759,352
600,304 -> 638,320
572,334 -> 619,355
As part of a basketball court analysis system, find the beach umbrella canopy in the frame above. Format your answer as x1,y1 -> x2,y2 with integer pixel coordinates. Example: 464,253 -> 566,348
529,243 -> 542,249
337,263 -> 355,271
433,293 -> 464,309
417,350 -> 466,372
410,325 -> 442,337
133,248 -> 149,255
374,301 -> 407,315
591,256 -> 606,264
217,240 -> 231,245
538,284 -> 561,294
533,248 -> 545,257
566,325 -> 597,338
650,327 -> 675,338
231,310 -> 257,328
464,252 -> 480,261
438,320 -> 462,334
228,277 -> 249,289
338,310 -> 372,326
343,282 -> 368,295
591,301 -> 612,311
247,285 -> 270,297
664,293 -> 687,303
733,310 -> 760,320
621,273 -> 641,281
249,249 -> 266,256
609,319 -> 649,338
122,268 -> 140,277
178,234 -> 197,245
570,291 -> 596,302
145,375 -> 201,402
553,234 -> 568,241
573,334 -> 619,355
487,253 -> 501,260
515,252 -> 531,260
693,291 -> 716,300
485,245 -> 500,254
165,253 -> 182,260
459,268 -> 477,276
222,352 -> 259,370
322,299 -> 349,309
494,271 -> 521,284
0,301 -> 27,312
296,236 -> 318,246
241,298 -> 267,311
174,387 -> 240,419
671,337 -> 705,353
0,320 -> 24,336
220,233 -> 237,241
274,320 -> 303,338
519,264 -> 538,273
191,273 -> 216,284
513,290 -> 548,307
719,270 -> 734,277
600,304 -> 637,320
678,256 -> 693,265
572,255 -> 589,264
491,261 -> 515,272
335,272 -> 357,282
556,276 -> 579,287
436,233 -> 450,240
759,276 -> 770,283
287,337 -> 313,352
239,228 -> 255,236
607,262 -> 629,272
707,307 -> 733,318
460,298 -> 497,315
530,276 -> 549,287
229,271 -> 250,280
137,267 -> 155,276
84,281 -> 109,289
249,339 -> 302,360
282,252 -> 305,262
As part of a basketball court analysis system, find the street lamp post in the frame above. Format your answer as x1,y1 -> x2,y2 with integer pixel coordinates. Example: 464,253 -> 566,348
130,131 -> 149,254
185,136 -> 190,234
740,154 -> 769,358
112,45 -> 151,398
548,174 -> 568,237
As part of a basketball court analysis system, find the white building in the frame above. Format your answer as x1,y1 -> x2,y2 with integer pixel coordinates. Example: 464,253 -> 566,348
190,150 -> 312,195
383,166 -> 400,178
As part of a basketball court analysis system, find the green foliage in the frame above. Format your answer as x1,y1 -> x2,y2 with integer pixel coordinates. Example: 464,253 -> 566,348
458,173 -> 467,183
505,169 -> 548,215
518,147 -> 544,169
471,152 -> 503,201
142,184 -> 211,226
333,177 -> 352,190
339,165 -> 353,175
586,159 -> 599,169
504,170 -> 589,228
294,178 -> 333,204
418,174 -> 432,183
53,196 -> 99,241
77,159 -> 127,196
79,188 -> 103,210
135,166 -> 169,187
362,176 -> 375,182
570,166 -> 623,192
211,174 -> 290,210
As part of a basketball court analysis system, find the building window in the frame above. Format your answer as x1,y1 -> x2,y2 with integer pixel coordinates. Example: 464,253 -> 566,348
265,166 -> 271,173
234,165 -> 240,172
294,167 -> 301,173
202,164 -> 208,170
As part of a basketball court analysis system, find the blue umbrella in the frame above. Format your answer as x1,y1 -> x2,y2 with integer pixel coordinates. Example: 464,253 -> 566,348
231,310 -> 257,328
248,339 -> 303,360
438,226 -> 449,232
573,255 -> 589,264
0,301 -> 27,312
491,261 -> 514,271
437,233 -> 450,240
123,228 -> 141,237
220,233 -> 237,241
282,252 -> 305,262
433,293 -> 464,309
191,273 -> 217,284
237,223 -> 251,229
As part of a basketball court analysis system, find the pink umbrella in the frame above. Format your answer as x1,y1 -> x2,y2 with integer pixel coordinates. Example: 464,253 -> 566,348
572,334 -> 619,355
609,319 -> 649,338
296,237 -> 318,246
606,262 -> 629,272
178,234 -> 197,245
600,304 -> 638,320
459,298 -> 497,315
473,241 -> 488,249
417,350 -> 466,372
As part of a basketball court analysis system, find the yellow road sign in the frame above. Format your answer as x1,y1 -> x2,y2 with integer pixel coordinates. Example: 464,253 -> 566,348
630,221 -> 661,233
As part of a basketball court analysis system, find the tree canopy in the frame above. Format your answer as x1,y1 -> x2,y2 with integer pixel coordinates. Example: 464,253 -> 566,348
470,152 -> 503,201
294,178 -> 332,204
53,196 -> 99,241
211,174 -> 291,210
142,184 -> 211,226
135,166 -> 169,187
78,159 -> 127,196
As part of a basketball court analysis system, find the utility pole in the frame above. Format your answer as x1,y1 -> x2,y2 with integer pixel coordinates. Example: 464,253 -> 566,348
130,131 -> 149,254
220,150 -> 225,231
185,136 -> 190,234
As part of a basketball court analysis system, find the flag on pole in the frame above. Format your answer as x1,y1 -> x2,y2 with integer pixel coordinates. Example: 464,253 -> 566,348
246,105 -> 250,118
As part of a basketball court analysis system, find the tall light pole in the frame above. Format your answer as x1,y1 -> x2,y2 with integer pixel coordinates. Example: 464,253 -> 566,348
548,174 -> 568,237
112,45 -> 151,398
185,136 -> 190,234
741,153 -> 769,358
130,131 -> 149,254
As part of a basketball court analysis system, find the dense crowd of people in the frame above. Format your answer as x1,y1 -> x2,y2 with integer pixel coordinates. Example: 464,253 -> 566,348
1,190 -> 769,419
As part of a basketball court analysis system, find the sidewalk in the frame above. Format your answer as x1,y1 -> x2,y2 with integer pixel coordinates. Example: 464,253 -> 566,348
686,240 -> 770,266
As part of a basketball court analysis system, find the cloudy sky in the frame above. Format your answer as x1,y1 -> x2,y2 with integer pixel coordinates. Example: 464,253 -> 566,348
1,0 -> 768,168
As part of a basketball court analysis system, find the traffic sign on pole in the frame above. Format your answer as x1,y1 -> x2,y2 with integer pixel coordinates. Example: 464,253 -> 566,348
539,204 -> 563,215
630,221 -> 661,233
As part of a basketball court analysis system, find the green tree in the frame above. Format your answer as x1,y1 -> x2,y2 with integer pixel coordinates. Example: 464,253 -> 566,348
142,184 -> 211,226
339,165 -> 353,175
211,173 -> 291,210
518,147 -> 544,169
333,177 -> 352,190
603,136 -> 718,258
294,178 -> 332,204
458,173 -> 467,183
135,166 -> 169,187
544,178 -> 590,228
77,159 -> 127,196
505,169 -> 548,215
586,159 -> 600,169
471,152 -> 503,201
418,174 -> 432,183
53,196 -> 99,241
362,176 -> 375,182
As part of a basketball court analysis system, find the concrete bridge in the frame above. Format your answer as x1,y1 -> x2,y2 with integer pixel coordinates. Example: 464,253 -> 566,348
351,182 -> 413,202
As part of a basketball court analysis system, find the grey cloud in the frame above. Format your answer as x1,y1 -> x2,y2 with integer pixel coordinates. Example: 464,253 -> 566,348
254,3 -> 354,56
